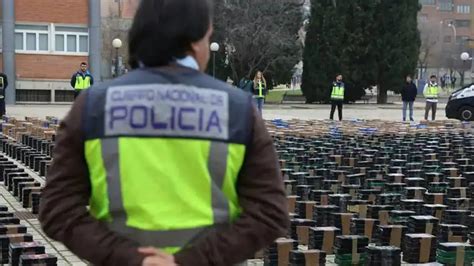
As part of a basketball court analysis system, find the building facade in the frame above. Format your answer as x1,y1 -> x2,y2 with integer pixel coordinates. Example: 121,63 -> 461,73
0,0 -> 103,104
418,0 -> 474,76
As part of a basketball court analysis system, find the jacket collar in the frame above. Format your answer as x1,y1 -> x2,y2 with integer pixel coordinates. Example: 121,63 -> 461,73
175,56 -> 199,71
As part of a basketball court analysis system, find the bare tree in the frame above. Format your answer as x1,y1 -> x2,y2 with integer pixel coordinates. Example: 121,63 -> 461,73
213,0 -> 304,84
418,20 -> 441,78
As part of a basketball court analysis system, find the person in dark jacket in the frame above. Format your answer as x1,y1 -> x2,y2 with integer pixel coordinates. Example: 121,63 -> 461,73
401,75 -> 417,121
238,76 -> 253,94
0,72 -> 8,117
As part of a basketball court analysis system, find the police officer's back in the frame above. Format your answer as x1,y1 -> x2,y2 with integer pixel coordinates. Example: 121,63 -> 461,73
39,1 -> 289,265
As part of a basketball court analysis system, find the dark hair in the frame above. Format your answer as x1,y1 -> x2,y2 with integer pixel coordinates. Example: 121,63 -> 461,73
128,0 -> 213,69
430,75 -> 437,79
406,74 -> 412,78
81,62 -> 87,66
336,74 -> 342,77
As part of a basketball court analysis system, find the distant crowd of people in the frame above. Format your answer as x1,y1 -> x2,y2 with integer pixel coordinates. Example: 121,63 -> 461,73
440,73 -> 457,90
237,71 -> 444,122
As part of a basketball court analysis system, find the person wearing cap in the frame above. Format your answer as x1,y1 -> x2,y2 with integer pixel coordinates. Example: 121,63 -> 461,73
39,0 -> 289,266
423,75 -> 440,121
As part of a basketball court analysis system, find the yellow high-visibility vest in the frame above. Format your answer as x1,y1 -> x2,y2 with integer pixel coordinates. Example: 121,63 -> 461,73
425,85 -> 439,99
75,75 -> 92,90
331,83 -> 344,100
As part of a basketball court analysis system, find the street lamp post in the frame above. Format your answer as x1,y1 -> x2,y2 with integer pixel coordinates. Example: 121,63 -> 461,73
460,52 -> 470,87
210,42 -> 220,78
448,23 -> 457,41
112,38 -> 123,77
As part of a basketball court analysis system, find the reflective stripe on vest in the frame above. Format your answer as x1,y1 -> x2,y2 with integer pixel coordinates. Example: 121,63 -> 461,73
331,85 -> 344,100
258,81 -> 264,98
75,75 -> 91,90
426,85 -> 439,99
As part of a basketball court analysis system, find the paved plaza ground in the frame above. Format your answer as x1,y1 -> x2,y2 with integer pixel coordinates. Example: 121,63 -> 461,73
6,101 -> 449,122
3,102 -> 455,266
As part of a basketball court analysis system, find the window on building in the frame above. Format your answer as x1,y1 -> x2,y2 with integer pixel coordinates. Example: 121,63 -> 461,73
457,4 -> 471,13
444,35 -> 452,43
455,19 -> 471,27
420,0 -> 436,5
439,0 -> 453,11
54,26 -> 89,53
15,25 -> 49,52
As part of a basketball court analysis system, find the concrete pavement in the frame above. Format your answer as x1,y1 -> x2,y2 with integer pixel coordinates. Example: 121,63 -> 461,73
5,102 -> 449,122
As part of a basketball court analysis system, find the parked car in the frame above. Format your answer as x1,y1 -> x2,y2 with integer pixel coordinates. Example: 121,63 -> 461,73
446,84 -> 474,121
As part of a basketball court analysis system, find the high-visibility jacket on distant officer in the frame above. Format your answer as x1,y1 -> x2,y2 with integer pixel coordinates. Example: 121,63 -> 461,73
331,82 -> 345,100
253,80 -> 266,98
83,67 -> 253,253
424,83 -> 439,99
71,71 -> 94,90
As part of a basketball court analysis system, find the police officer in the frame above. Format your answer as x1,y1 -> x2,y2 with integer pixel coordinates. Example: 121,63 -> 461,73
423,75 -> 440,121
70,62 -> 94,99
0,72 -> 8,117
39,1 -> 289,266
330,74 -> 344,121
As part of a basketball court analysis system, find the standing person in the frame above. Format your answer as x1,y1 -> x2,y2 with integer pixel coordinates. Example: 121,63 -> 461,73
423,75 -> 440,121
0,72 -> 8,117
440,75 -> 446,89
238,75 -> 254,94
39,0 -> 289,265
330,74 -> 344,121
401,75 -> 417,121
451,75 -> 457,90
445,74 -> 451,90
253,71 -> 267,114
70,62 -> 94,99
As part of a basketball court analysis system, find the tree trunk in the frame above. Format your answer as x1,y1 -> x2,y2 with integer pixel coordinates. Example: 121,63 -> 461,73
377,85 -> 388,104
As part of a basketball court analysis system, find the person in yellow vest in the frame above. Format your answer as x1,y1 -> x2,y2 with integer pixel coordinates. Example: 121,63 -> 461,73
423,75 -> 440,121
39,0 -> 289,265
0,72 -> 8,117
252,71 -> 267,114
330,74 -> 345,121
70,62 -> 94,99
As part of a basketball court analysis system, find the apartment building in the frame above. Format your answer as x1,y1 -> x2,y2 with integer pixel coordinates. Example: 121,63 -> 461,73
0,0 -> 100,104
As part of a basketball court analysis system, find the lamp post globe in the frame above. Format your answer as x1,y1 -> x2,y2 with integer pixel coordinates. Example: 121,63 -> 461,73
112,38 -> 123,49
461,52 -> 470,61
210,42 -> 220,52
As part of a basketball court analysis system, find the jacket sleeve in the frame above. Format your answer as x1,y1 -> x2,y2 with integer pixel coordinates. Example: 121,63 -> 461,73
174,104 -> 289,266
70,74 -> 77,88
423,84 -> 428,97
39,94 -> 147,266
3,74 -> 8,89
